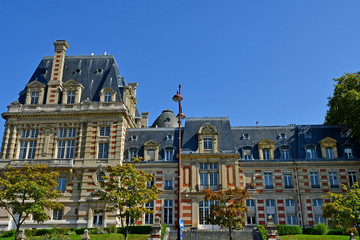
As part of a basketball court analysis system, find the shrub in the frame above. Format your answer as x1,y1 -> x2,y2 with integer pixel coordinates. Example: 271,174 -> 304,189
302,227 -> 316,235
74,228 -> 87,235
35,229 -> 56,236
88,228 -> 99,234
328,228 -> 346,235
313,223 -> 329,235
277,225 -> 302,236
345,227 -> 358,236
161,224 -> 167,240
1,230 -> 15,237
257,225 -> 267,240
118,225 -> 152,234
108,225 -> 117,233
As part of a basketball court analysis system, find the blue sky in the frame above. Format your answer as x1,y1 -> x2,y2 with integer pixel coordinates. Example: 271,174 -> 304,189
1,1 -> 360,136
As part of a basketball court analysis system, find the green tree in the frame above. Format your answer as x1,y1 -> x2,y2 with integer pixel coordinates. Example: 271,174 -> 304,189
0,164 -> 63,239
325,72 -> 360,142
94,160 -> 161,240
322,182 -> 360,235
203,186 -> 251,240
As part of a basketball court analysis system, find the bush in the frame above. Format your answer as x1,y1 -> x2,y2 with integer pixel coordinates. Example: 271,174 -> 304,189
1,230 -> 15,237
277,225 -> 302,236
328,228 -> 346,235
161,224 -> 167,240
313,223 -> 329,235
257,225 -> 267,240
345,227 -> 358,236
35,228 -> 56,236
118,225 -> 152,234
74,228 -> 87,235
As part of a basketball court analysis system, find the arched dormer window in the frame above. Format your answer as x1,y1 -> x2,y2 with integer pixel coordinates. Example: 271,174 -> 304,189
100,87 -> 116,103
241,146 -> 253,160
279,145 -> 291,160
304,144 -> 317,159
127,147 -> 139,161
62,80 -> 83,104
25,80 -> 46,105
197,124 -> 219,153
319,137 -> 338,159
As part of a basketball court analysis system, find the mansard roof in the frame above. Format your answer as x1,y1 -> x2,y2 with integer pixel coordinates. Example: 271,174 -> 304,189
18,55 -> 125,104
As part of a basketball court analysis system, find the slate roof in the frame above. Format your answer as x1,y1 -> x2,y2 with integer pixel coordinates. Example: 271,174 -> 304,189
18,55 -> 125,104
151,109 -> 179,128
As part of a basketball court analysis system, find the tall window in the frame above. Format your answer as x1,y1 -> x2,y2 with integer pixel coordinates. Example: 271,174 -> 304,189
56,178 -> 67,193
19,129 -> 38,159
344,148 -> 353,159
283,172 -> 293,189
306,146 -> 316,159
30,92 -> 39,104
329,171 -> 339,188
67,91 -> 75,104
163,200 -> 173,224
99,126 -> 110,137
263,149 -> 270,160
326,147 -> 334,159
200,163 -> 218,190
145,201 -> 154,224
98,143 -> 109,159
165,180 -> 173,190
199,200 -> 219,225
280,148 -> 290,160
164,148 -> 174,161
57,128 -> 76,159
128,148 -> 138,161
93,212 -> 103,226
310,171 -> 320,188
244,171 -> 254,189
242,148 -> 252,160
266,200 -> 276,223
313,199 -> 323,207
348,171 -> 358,187
104,91 -> 112,102
203,138 -> 213,150
53,209 -> 63,220
286,199 -> 295,207
264,172 -> 273,189
287,215 -> 297,225
246,199 -> 256,225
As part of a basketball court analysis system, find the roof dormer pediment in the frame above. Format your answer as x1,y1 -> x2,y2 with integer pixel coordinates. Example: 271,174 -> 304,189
63,79 -> 83,88
257,138 -> 274,146
26,80 -> 45,88
144,140 -> 160,147
319,137 -> 337,145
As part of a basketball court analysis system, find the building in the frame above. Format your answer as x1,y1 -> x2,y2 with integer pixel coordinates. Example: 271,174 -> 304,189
0,40 -> 359,231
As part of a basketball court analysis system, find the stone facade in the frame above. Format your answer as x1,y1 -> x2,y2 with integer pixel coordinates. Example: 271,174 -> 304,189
0,40 -> 359,231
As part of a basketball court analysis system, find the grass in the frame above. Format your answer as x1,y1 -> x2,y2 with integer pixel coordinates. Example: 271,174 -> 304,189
0,233 -> 150,240
281,235 -> 359,240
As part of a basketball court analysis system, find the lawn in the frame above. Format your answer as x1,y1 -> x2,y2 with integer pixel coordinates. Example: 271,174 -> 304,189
0,233 -> 150,240
281,235 -> 359,240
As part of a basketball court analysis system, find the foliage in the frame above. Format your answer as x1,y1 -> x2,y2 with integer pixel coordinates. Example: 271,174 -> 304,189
94,161 -> 161,240
325,72 -> 360,142
323,183 -> 360,235
257,225 -> 267,240
277,225 -> 302,236
315,223 -> 329,235
0,164 -> 63,238
203,186 -> 250,240
161,224 -> 167,240
281,235 -> 360,240
327,228 -> 346,235
345,227 -> 358,236
1,230 -> 15,238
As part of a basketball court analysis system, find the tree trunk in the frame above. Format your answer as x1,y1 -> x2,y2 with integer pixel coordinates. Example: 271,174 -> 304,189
356,224 -> 360,237
229,225 -> 234,240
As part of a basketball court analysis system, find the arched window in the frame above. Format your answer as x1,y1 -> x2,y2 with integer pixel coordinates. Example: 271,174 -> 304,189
199,200 -> 219,225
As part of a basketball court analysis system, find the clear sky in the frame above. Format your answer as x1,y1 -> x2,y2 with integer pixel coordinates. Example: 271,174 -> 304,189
1,1 -> 360,137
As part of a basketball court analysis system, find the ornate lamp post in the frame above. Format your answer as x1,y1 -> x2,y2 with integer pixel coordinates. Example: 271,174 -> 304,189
172,84 -> 185,240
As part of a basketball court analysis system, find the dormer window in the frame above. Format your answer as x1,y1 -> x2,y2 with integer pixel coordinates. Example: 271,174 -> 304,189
242,134 -> 250,140
326,147 -> 334,159
164,148 -> 174,161
62,80 -> 83,105
305,145 -> 316,159
131,135 -> 138,141
242,147 -> 253,160
280,147 -> 290,160
279,133 -> 286,139
31,92 -> 39,104
257,139 -> 274,160
104,92 -> 112,102
100,88 -> 116,103
319,137 -> 338,159
166,134 -> 173,141
263,149 -> 270,160
344,148 -> 353,159
128,147 -> 138,161
143,140 -> 160,161
67,91 -> 75,104
197,124 -> 219,153
305,132 -> 312,139
203,137 -> 213,150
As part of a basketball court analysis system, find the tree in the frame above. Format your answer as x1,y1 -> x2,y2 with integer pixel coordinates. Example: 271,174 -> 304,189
325,72 -> 360,142
203,186 -> 251,240
322,182 -> 360,235
94,160 -> 161,240
0,164 -> 63,239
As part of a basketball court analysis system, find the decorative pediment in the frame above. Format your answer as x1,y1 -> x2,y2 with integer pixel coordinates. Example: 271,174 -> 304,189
144,140 -> 160,147
26,80 -> 45,89
319,137 -> 337,145
257,138 -> 274,146
198,124 -> 218,135
63,79 -> 83,89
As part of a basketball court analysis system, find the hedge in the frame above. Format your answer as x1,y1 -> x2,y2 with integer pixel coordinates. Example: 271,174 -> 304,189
277,225 -> 302,236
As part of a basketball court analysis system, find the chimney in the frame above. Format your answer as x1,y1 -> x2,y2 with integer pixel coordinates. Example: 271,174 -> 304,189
46,40 -> 69,104
141,112 -> 150,128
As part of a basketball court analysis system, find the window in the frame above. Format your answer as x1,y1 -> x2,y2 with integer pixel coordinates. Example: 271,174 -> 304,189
280,148 -> 290,160
242,148 -> 252,160
56,178 -> 66,193
147,150 -> 155,161
199,163 -> 218,190
166,134 -> 173,141
19,129 -> 38,159
264,172 -> 273,189
104,91 -> 112,102
165,180 -> 173,190
93,212 -> 103,226
315,216 -> 326,224
145,201 -> 154,224
199,200 -> 219,225
283,172 -> 293,189
305,132 -> 312,139
131,135 -> 138,141
30,92 -> 39,104
310,171 -> 320,188
279,133 -> 286,139
147,178 -> 154,188
306,146 -> 316,159
313,199 -> 323,207
97,172 -> 105,182
286,199 -> 295,207
344,148 -> 353,159
263,149 -> 270,160
329,171 -> 339,188
128,148 -> 138,161
287,215 -> 297,225
99,127 -> 110,137
203,138 -> 213,150
245,171 -> 254,188
67,91 -> 75,104
243,134 -> 250,140
246,199 -> 255,207
348,171 -> 358,187
98,143 -> 109,159
247,216 -> 256,225
164,148 -> 174,161
163,200 -> 173,224
53,209 -> 63,220
57,128 -> 76,159
266,199 -> 275,207
326,147 -> 334,159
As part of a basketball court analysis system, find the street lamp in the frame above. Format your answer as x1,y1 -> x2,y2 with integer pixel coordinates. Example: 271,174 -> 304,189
172,84 -> 185,240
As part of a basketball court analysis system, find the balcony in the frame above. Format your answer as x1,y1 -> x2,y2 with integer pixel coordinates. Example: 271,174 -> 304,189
10,159 -> 73,167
